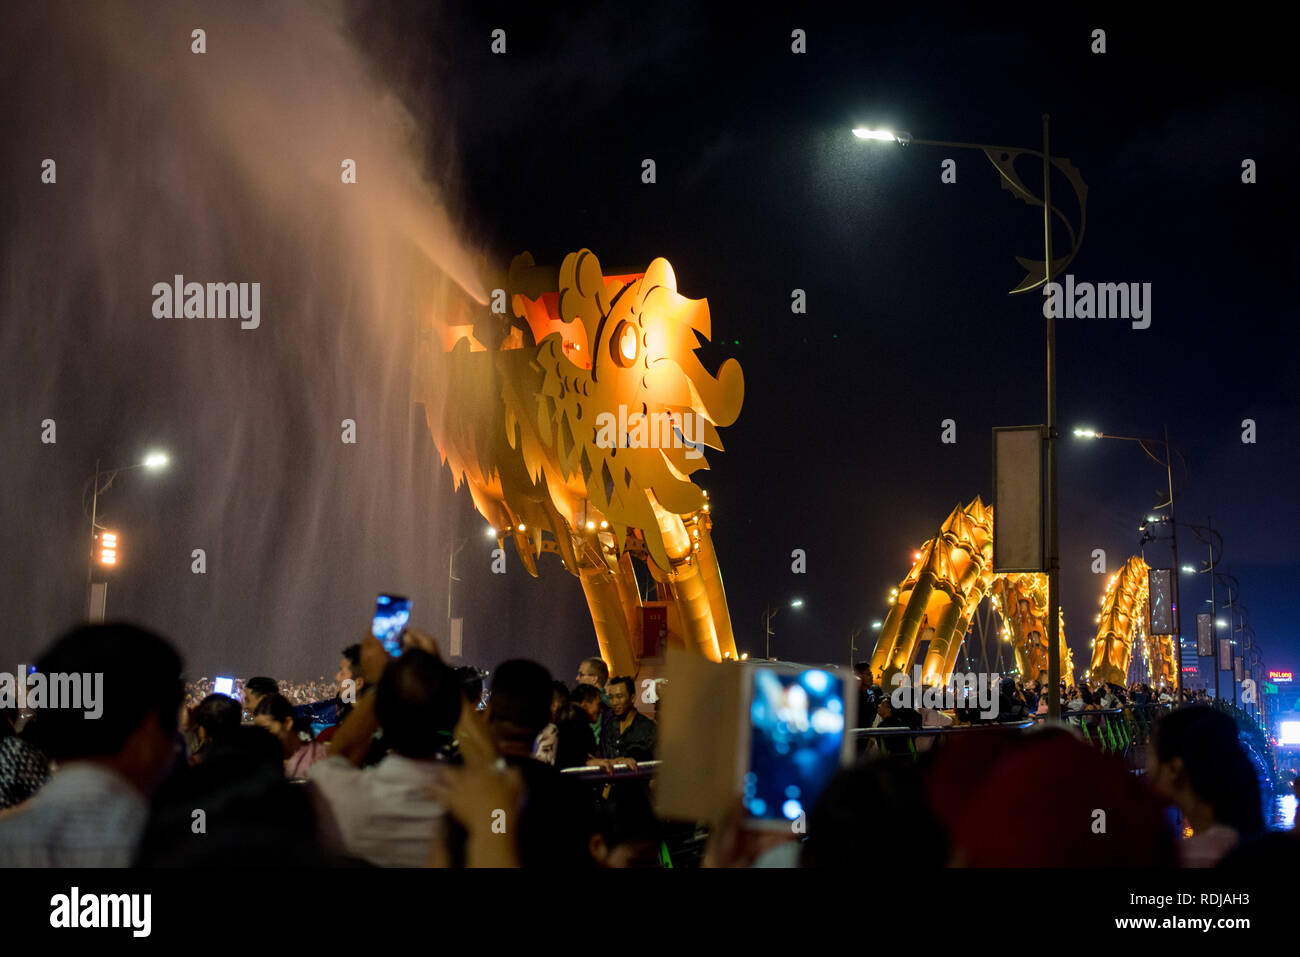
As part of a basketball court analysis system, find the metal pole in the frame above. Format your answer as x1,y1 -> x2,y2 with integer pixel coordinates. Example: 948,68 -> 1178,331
1043,114 -> 1061,721
1166,426 -> 1183,704
1208,518 -> 1219,701
1225,584 -> 1237,706
86,458 -> 99,619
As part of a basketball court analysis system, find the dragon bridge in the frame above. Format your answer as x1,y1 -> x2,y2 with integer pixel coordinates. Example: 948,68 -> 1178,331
1085,554 -> 1177,688
868,499 -> 1074,688
869,499 -> 1174,692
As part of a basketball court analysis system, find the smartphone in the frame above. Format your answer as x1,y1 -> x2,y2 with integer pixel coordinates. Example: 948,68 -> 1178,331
739,663 -> 855,830
213,676 -> 236,698
373,593 -> 412,657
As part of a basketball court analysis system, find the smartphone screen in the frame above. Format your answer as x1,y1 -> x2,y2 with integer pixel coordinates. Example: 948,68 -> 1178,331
373,593 -> 412,657
213,676 -> 236,698
742,665 -> 852,828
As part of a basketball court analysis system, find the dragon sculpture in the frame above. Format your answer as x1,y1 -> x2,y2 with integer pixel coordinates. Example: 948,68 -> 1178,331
1086,554 -> 1176,688
414,249 -> 744,677
868,498 -> 1075,689
869,499 -> 1173,692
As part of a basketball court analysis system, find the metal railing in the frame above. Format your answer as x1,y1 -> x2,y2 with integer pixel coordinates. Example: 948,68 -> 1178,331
560,759 -> 660,781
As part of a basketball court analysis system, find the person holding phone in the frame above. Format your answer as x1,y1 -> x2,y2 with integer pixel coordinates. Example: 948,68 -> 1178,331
309,629 -> 461,867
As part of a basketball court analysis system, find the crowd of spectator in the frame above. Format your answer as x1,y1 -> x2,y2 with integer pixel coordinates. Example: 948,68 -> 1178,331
0,623 -> 1294,869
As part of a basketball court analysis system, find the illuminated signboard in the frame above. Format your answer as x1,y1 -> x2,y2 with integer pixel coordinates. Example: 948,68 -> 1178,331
1279,721 -> 1300,747
1268,670 -> 1293,683
1181,665 -> 1198,674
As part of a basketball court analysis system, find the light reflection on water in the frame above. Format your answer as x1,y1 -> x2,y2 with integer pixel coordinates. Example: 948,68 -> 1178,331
1269,791 -> 1297,829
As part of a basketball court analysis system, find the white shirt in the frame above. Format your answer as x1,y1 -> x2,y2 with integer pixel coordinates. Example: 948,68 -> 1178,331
920,707 -> 953,728
532,723 -> 558,765
0,761 -> 148,867
308,753 -> 448,867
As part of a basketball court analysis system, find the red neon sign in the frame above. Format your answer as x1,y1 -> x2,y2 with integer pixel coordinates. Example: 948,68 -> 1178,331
1268,670 -> 1293,683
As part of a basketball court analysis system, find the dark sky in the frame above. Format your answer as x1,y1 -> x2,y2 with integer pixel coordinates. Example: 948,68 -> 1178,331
3,1 -> 1298,700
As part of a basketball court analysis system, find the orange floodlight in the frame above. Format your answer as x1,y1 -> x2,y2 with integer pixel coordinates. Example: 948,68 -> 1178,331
99,531 -> 118,566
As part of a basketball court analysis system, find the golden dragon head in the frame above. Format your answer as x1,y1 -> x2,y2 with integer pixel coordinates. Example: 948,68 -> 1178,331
506,249 -> 743,570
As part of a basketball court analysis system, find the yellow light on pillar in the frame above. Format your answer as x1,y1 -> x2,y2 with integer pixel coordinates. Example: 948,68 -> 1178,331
100,531 -> 118,566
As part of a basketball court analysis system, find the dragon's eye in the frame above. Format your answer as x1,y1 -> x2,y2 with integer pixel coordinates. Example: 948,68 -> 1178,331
612,321 -> 639,366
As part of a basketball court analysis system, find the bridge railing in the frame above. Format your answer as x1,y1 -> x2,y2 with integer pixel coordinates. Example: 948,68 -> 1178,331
559,759 -> 660,782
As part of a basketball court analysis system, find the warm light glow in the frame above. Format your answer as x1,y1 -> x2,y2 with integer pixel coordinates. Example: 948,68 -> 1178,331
740,653 -> 749,661
143,451 -> 169,469
586,521 -> 596,530
619,323 -> 638,362
516,524 -> 525,532
600,520 -> 608,529
1073,429 -> 1097,439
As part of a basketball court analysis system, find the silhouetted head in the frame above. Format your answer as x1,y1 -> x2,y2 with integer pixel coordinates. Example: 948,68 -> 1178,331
375,650 -> 460,759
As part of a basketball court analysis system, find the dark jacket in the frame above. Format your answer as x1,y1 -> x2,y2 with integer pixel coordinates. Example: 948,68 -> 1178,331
613,709 -> 657,761
594,702 -> 619,760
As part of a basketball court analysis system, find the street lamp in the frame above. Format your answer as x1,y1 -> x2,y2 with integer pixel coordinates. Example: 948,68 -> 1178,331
856,120 -> 1088,722
85,451 -> 170,620
763,598 -> 804,660
1074,426 -> 1185,702
1184,520 -> 1226,701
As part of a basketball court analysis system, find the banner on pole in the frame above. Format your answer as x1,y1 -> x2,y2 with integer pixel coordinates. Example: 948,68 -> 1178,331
992,426 -> 1045,572
1148,568 -> 1173,635
1196,614 -> 1213,657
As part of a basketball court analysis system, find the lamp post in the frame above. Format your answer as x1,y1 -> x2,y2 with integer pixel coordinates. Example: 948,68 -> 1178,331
855,121 -> 1088,721
763,598 -> 803,660
851,620 -> 884,669
1185,520 -> 1225,701
447,536 -> 467,637
1073,427 -> 1184,702
84,451 -> 170,620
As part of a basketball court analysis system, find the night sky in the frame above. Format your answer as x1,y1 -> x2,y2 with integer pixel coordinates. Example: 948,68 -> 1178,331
3,2 -> 1297,702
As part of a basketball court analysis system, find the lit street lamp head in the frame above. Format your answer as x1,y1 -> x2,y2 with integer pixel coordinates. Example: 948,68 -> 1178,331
143,452 -> 169,469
